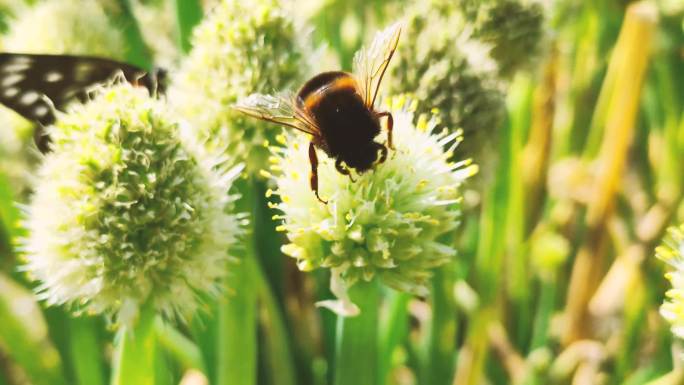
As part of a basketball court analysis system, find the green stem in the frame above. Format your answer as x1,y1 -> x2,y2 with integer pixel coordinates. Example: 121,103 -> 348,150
154,318 -> 206,373
422,267 -> 458,385
255,259 -> 297,385
378,291 -> 410,385
333,279 -> 381,385
111,303 -> 157,385
529,276 -> 556,350
217,178 -> 258,385
173,0 -> 203,54
217,249 -> 257,385
69,317 -> 104,385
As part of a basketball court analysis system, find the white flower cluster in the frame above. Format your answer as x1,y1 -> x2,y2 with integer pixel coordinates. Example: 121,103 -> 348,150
22,83 -> 243,325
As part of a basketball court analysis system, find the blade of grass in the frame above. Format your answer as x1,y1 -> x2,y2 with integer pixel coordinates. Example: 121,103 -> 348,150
0,273 -> 67,385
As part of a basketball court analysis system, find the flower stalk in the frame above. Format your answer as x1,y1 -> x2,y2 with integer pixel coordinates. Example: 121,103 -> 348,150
111,302 -> 157,385
333,279 -> 381,385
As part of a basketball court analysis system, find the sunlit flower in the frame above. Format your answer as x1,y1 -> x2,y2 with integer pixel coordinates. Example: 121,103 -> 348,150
3,0 -> 125,58
267,98 -> 477,314
656,225 -> 684,339
170,0 -> 310,174
389,0 -> 505,162
22,83 -> 243,325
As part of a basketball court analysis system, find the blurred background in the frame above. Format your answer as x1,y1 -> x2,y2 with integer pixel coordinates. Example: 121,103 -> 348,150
1,0 -> 684,384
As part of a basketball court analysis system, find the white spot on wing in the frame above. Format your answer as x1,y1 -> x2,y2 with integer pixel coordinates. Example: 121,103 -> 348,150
8,56 -> 32,65
20,91 -> 40,105
3,87 -> 19,98
74,63 -> 94,82
2,62 -> 31,73
2,73 -> 24,87
33,105 -> 49,117
44,71 -> 63,83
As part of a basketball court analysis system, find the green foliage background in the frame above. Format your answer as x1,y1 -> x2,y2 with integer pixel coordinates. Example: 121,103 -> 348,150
1,0 -> 684,385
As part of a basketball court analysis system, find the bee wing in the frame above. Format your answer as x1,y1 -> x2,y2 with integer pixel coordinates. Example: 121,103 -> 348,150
234,92 -> 320,136
352,22 -> 402,109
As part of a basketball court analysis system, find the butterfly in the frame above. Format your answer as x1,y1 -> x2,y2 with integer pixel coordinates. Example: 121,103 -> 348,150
0,53 -> 166,153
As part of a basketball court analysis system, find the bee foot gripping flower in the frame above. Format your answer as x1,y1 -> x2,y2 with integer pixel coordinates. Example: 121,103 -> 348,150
21,82 -> 244,326
268,98 -> 477,315
657,225 -> 684,339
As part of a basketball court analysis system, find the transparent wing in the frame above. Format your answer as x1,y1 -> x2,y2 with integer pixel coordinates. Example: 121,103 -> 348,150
233,92 -> 320,136
352,22 -> 402,109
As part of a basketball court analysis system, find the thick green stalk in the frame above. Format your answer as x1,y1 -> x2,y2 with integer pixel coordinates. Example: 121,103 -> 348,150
333,279 -> 381,385
217,245 -> 257,385
69,317 -> 104,385
111,304 -> 157,385
217,179 -> 258,385
378,292 -> 409,385
421,267 -> 458,385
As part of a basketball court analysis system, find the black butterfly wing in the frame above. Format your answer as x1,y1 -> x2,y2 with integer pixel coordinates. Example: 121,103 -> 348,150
0,53 -> 164,152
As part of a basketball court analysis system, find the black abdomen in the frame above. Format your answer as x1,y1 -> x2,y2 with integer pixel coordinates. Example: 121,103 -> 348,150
298,72 -> 381,171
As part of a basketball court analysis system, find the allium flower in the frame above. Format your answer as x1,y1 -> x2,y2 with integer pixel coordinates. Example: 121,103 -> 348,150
170,0 -> 310,174
472,0 -> 546,79
389,0 -> 505,162
267,99 -> 477,314
22,82 -> 243,325
656,225 -> 684,339
3,0 -> 125,59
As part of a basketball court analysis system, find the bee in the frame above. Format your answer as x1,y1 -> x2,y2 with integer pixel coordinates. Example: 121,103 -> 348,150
234,22 -> 402,203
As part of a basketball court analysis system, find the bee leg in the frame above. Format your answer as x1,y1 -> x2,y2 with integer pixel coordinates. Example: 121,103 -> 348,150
376,111 -> 394,149
309,142 -> 327,204
335,159 -> 356,182
376,142 -> 388,164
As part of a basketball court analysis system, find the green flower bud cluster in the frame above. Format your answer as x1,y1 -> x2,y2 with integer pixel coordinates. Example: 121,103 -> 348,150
22,83 -> 243,325
171,0 -> 310,174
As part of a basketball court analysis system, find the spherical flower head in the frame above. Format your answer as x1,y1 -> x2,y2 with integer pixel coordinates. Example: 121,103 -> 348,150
170,0 -> 310,174
472,0 -> 546,79
267,98 -> 477,314
389,0 -> 506,163
22,82 -> 243,325
656,225 -> 684,340
3,0 -> 125,58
